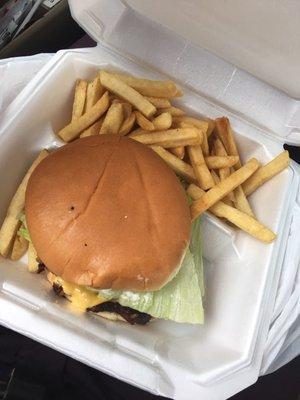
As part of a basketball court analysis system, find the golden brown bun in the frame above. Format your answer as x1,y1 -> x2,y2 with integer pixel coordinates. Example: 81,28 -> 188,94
25,135 -> 191,291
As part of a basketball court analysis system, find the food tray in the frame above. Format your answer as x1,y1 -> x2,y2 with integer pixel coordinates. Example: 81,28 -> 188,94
0,1 -> 300,398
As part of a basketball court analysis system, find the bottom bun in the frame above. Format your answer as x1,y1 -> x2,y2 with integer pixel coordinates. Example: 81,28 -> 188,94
89,310 -> 126,323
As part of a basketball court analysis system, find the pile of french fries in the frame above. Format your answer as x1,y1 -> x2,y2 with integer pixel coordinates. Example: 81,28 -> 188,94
0,149 -> 48,270
0,71 -> 290,271
57,70 -> 289,243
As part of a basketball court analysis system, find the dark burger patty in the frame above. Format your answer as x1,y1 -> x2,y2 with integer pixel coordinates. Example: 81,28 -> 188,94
51,283 -> 151,325
88,302 -> 151,325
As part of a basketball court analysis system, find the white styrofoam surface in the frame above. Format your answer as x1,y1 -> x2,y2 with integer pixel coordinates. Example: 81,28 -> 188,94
67,0 -> 300,144
125,0 -> 300,99
0,44 -> 298,400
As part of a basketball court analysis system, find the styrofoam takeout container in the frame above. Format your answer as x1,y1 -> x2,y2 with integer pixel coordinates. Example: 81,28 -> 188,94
0,1 -> 300,398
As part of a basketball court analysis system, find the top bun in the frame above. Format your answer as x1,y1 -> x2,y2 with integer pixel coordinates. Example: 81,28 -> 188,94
25,135 -> 191,291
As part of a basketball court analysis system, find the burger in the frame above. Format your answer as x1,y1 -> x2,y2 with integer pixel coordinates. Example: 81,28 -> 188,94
24,135 -> 204,325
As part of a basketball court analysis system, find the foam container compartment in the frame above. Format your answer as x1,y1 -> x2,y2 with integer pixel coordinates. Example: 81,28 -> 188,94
1,1 -> 300,399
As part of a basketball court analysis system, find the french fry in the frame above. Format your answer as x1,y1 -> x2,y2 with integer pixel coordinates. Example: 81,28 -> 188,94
206,119 -> 216,138
188,145 -> 215,190
173,120 -> 190,129
174,89 -> 183,97
158,106 -> 185,117
112,100 -> 133,120
119,113 -> 136,136
243,151 -> 290,196
173,116 -> 209,133
211,169 -> 220,184
28,242 -> 39,273
72,79 -> 87,121
10,233 -> 28,261
187,184 -> 276,243
201,129 -> 209,156
215,118 -> 255,216
106,72 -> 179,98
190,158 -> 260,219
0,149 -> 48,257
134,111 -> 155,131
85,76 -> 104,111
215,117 -> 241,167
204,155 -> 239,169
152,112 -> 172,130
145,97 -> 171,108
213,138 -> 235,202
100,103 -> 124,135
129,128 -> 143,136
80,118 -> 103,137
130,128 -> 202,148
99,71 -> 156,118
234,183 -> 255,217
58,91 -> 109,142
150,146 -> 196,182
211,170 -> 233,206
213,138 -> 231,177
169,146 -> 185,159
122,103 -> 132,119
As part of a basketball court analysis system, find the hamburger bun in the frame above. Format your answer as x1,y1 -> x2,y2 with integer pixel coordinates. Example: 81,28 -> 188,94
25,135 -> 191,291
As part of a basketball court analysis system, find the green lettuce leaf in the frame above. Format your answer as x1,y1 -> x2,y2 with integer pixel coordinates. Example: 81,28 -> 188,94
18,213 -> 31,242
98,218 -> 204,324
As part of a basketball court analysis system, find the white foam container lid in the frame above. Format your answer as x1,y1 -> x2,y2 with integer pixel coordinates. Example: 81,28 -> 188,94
0,1 -> 300,398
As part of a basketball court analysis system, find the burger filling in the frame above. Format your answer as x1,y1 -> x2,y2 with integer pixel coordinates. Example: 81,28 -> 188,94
19,214 -> 204,325
47,271 -> 151,325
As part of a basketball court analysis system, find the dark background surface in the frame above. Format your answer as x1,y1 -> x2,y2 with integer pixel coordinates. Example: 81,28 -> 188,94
0,1 -> 299,399
0,324 -> 299,400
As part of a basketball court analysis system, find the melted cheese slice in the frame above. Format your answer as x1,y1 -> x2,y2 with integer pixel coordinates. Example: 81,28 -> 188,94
47,272 -> 105,311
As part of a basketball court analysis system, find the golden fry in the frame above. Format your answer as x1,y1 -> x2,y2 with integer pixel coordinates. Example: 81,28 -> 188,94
85,76 -> 104,111
215,117 -> 241,167
112,100 -> 133,122
122,103 -> 132,119
174,89 -> 183,97
10,233 -> 28,261
99,71 -> 156,118
72,79 -> 87,121
100,103 -> 124,135
158,106 -> 185,117
211,170 -> 233,206
80,118 -> 103,137
233,183 -> 255,217
134,111 -> 155,131
187,184 -> 276,243
119,113 -> 136,136
243,151 -> 290,196
0,149 -> 48,257
173,116 -> 209,133
215,118 -> 254,215
213,138 -> 231,176
210,169 -> 220,184
106,72 -> 179,98
213,138 -> 235,202
188,145 -> 214,190
204,155 -> 239,169
201,129 -> 209,156
190,158 -> 259,219
206,119 -> 216,138
152,112 -> 172,130
150,146 -> 196,182
169,146 -> 185,159
58,91 -> 109,142
145,97 -> 171,108
130,128 -> 202,148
